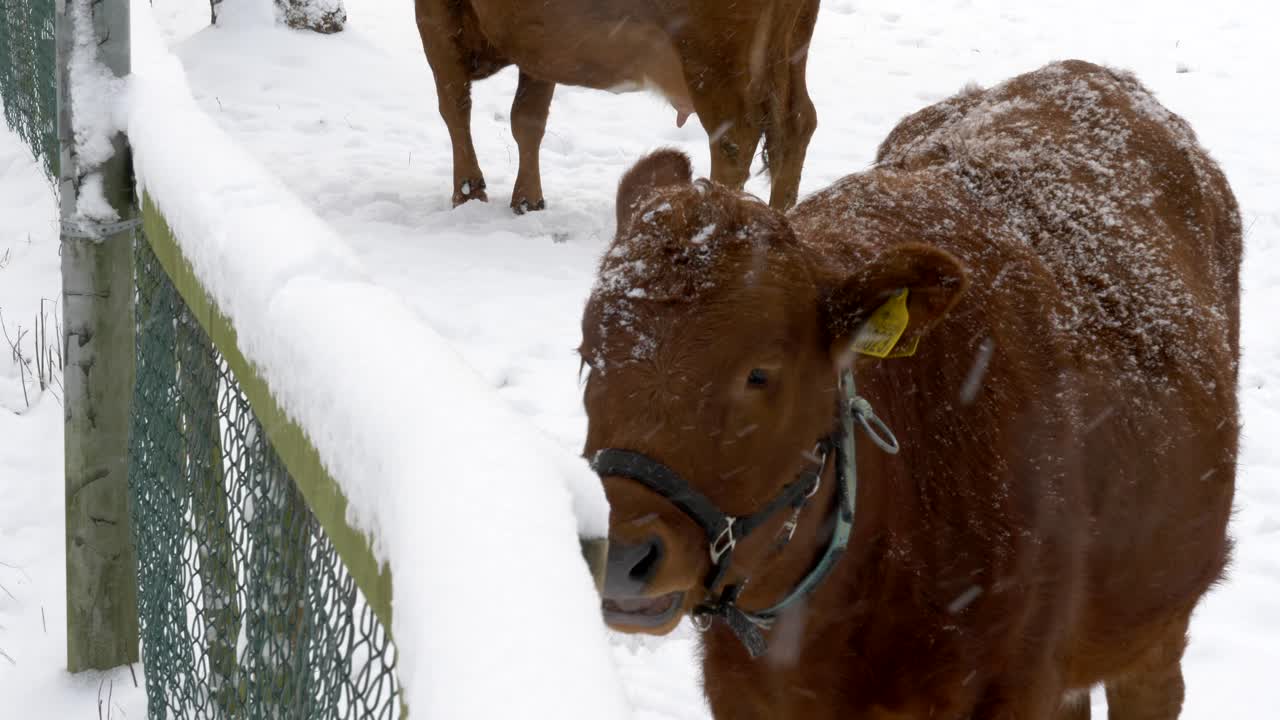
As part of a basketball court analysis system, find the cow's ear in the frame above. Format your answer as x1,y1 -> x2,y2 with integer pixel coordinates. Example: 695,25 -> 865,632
616,148 -> 693,231
824,242 -> 968,364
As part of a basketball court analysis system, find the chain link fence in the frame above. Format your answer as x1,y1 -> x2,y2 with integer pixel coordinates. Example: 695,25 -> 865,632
130,236 -> 401,719
6,2 -> 402,713
0,0 -> 57,179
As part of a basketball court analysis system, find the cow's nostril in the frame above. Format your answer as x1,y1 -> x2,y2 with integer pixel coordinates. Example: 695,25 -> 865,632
628,537 -> 664,584
606,535 -> 666,597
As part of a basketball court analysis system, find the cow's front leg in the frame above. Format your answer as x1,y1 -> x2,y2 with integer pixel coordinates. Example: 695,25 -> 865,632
970,670 -> 1067,720
1104,614 -> 1190,720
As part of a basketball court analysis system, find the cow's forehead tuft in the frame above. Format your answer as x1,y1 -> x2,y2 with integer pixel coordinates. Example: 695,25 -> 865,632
586,188 -> 798,370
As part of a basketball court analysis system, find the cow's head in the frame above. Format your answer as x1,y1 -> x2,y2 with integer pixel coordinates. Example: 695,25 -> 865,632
581,150 -> 966,634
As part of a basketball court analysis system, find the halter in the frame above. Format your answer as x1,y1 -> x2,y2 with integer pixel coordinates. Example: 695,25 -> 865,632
590,368 -> 899,657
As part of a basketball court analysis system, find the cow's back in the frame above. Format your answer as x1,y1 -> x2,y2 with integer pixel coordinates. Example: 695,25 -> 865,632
877,60 -> 1240,389
870,60 -> 1242,677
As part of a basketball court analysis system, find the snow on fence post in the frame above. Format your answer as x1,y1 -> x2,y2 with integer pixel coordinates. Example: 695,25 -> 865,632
57,0 -> 141,671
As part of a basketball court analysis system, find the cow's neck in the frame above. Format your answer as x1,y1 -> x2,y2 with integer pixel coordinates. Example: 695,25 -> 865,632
795,166 -> 984,279
699,166 -> 989,712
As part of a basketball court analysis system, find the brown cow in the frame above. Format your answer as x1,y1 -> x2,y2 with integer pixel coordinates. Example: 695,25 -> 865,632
413,0 -> 819,212
581,60 -> 1240,720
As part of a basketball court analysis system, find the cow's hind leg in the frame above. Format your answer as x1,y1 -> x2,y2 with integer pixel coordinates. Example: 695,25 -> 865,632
415,0 -> 489,206
687,83 -> 763,195
678,50 -> 762,193
509,71 -> 555,213
1104,616 -> 1190,720
762,0 -> 818,210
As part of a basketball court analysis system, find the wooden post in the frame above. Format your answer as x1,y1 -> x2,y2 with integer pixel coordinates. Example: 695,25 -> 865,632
58,0 -> 140,672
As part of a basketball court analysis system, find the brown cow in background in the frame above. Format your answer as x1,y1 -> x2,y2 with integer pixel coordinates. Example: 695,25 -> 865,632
582,60 -> 1240,719
414,0 -> 819,212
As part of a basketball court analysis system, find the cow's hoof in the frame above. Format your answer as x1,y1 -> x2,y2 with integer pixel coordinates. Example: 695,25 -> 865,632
512,197 -> 547,215
452,179 -> 488,207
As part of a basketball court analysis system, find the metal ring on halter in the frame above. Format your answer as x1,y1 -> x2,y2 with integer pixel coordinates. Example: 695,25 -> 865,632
803,475 -> 822,499
691,610 -> 713,632
850,397 -> 900,455
802,442 -> 825,498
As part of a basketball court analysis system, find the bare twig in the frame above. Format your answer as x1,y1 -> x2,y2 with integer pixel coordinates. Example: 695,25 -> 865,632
42,606 -> 47,634
0,309 -> 32,408
35,299 -> 61,393
13,325 -> 29,360
0,582 -> 14,601
0,301 -> 64,408
35,309 -> 46,391
47,382 -> 64,408
52,299 -> 63,371
0,646 -> 15,665
17,349 -> 29,407
0,308 -> 18,360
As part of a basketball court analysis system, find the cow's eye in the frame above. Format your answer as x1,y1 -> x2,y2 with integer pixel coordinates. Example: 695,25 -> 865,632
746,368 -> 770,388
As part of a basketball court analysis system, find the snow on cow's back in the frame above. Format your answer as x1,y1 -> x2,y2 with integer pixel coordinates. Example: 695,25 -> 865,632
874,59 -> 1243,390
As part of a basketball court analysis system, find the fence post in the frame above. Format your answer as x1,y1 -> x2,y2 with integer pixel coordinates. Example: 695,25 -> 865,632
58,0 -> 141,672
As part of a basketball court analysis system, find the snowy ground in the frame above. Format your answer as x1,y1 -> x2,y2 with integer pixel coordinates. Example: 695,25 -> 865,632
4,0 -> 1279,716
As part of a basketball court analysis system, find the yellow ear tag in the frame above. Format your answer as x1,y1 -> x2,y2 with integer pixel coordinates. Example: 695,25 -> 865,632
850,289 -> 918,358
884,333 -> 920,358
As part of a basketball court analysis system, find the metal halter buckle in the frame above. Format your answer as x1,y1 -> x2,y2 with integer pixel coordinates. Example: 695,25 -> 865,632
709,517 -> 737,564
775,445 -> 826,547
779,512 -> 801,544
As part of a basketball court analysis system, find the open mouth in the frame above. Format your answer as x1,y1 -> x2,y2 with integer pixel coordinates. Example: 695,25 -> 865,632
602,591 -> 684,629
